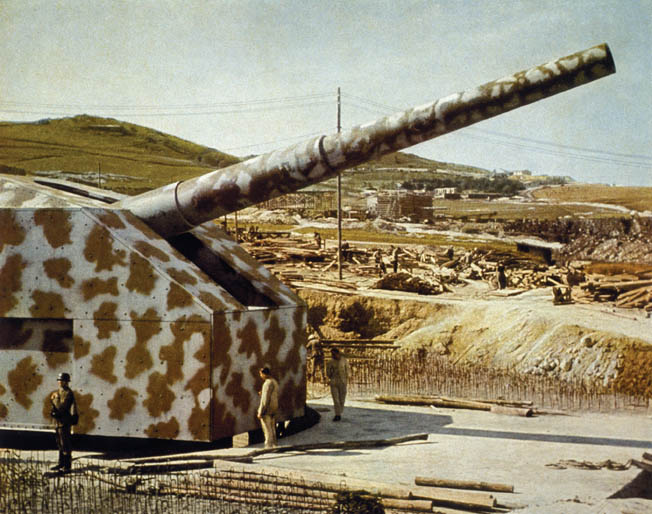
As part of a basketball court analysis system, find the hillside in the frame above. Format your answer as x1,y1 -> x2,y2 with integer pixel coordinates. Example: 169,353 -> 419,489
0,115 -> 572,198
0,115 -> 241,194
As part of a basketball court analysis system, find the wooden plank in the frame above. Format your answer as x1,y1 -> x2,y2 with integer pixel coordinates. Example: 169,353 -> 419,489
415,476 -> 514,493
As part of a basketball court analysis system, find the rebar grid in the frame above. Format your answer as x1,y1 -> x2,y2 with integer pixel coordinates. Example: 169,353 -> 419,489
310,350 -> 649,413
1,452 -> 395,514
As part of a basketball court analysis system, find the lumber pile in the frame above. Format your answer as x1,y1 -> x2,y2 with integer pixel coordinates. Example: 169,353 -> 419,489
242,231 -> 652,311
110,434 -> 514,512
575,272 -> 652,310
376,394 -> 535,417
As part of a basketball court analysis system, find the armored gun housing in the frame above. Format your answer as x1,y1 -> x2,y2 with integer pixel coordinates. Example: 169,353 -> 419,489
0,44 -> 615,442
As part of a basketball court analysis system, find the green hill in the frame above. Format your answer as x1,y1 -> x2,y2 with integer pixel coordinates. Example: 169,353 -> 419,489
0,115 -> 241,194
0,115 -> 557,199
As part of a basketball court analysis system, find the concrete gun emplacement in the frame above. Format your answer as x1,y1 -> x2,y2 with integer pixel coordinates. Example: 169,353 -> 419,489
0,44 -> 614,442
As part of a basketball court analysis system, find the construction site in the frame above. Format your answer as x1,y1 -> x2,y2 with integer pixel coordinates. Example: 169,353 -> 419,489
1,42 -> 651,513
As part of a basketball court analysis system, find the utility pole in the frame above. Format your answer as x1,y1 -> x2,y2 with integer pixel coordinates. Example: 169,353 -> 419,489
337,87 -> 342,280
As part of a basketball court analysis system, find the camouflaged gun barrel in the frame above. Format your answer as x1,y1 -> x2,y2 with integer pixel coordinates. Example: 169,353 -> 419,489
116,43 -> 615,238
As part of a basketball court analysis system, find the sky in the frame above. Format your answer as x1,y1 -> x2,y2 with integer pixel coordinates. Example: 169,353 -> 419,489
1,0 -> 651,186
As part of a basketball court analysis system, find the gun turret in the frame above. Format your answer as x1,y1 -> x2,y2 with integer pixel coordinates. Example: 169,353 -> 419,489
116,43 -> 615,238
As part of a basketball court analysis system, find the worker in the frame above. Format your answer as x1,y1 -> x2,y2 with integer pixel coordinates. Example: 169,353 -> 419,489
373,248 -> 386,277
326,348 -> 350,422
257,367 -> 279,448
391,245 -> 401,273
313,231 -> 322,249
306,333 -> 325,381
496,264 -> 507,289
49,372 -> 78,473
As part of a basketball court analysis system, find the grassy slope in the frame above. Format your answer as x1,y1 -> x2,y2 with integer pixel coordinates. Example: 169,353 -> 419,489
532,184 -> 652,212
0,115 -> 241,194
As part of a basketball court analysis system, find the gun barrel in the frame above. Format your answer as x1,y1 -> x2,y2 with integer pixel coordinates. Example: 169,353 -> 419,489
116,43 -> 615,238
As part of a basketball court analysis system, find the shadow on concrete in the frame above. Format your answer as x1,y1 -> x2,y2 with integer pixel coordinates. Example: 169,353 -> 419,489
0,429 -> 233,458
433,426 -> 652,449
305,402 -> 453,441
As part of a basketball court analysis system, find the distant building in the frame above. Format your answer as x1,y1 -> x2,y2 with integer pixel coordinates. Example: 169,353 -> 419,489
434,187 -> 459,198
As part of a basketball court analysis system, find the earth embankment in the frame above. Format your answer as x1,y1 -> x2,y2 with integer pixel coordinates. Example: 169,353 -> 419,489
299,288 -> 652,397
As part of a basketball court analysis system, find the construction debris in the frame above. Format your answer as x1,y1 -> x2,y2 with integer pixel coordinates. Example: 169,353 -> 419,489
375,394 -> 536,416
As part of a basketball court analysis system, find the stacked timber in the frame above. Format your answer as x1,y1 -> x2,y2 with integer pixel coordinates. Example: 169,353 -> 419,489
376,394 -> 535,417
577,273 -> 652,311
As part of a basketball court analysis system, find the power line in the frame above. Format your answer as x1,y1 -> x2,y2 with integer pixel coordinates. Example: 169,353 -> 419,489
0,92 -> 335,112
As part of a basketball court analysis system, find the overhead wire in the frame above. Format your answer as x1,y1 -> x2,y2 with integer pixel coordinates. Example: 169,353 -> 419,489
1,90 -> 648,170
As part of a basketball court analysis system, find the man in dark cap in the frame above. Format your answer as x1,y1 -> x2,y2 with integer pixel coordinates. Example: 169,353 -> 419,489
50,372 -> 78,473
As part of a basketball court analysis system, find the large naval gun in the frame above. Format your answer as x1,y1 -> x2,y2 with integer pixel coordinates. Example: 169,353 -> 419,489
0,44 -> 615,442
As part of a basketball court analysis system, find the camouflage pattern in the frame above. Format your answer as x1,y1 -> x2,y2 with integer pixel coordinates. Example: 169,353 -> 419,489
0,175 -> 306,440
117,44 -> 615,238
0,44 -> 614,441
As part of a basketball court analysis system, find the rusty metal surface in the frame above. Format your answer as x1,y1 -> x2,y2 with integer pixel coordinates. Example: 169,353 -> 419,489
116,43 -> 615,238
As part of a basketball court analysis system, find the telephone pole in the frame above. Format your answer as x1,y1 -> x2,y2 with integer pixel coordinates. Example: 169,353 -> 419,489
337,87 -> 342,280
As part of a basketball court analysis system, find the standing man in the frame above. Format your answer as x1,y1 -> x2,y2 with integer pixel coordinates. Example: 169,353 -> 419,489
257,367 -> 279,448
326,348 -> 350,422
306,333 -> 325,382
50,372 -> 78,473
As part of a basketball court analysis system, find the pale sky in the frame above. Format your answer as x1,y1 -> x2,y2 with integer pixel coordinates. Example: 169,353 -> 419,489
1,0 -> 651,185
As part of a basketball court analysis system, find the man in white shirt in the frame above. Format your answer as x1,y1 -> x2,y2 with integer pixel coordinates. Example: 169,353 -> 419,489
326,348 -> 350,421
257,367 -> 279,448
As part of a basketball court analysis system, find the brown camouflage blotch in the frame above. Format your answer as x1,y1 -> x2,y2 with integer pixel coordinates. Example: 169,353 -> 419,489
73,335 -> 91,359
80,277 -> 119,301
188,403 -> 210,441
0,319 -> 32,349
167,282 -> 194,310
30,291 -> 66,318
73,392 -> 99,434
42,328 -> 73,369
97,211 -> 127,230
159,339 -> 185,386
225,372 -> 250,413
93,302 -> 120,339
166,267 -> 198,286
8,356 -> 43,409
90,345 -> 118,384
133,240 -> 171,262
213,315 -> 233,385
0,210 -> 26,252
185,366 -> 209,398
84,224 -> 126,272
237,319 -> 261,359
145,417 -> 179,439
125,252 -> 157,295
125,341 -> 153,379
34,210 -> 72,248
107,387 -> 138,420
184,323 -> 211,395
43,258 -> 74,288
0,402 -> 7,420
144,372 -> 176,417
197,290 -> 228,312
0,254 -> 26,316
211,399 -> 236,440
125,311 -> 161,379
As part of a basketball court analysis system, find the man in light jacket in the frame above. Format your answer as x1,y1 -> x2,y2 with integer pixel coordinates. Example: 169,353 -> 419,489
257,367 -> 279,448
326,348 -> 350,421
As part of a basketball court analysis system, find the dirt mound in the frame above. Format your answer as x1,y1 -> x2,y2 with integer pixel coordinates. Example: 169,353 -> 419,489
505,216 -> 652,264
299,289 -> 652,396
